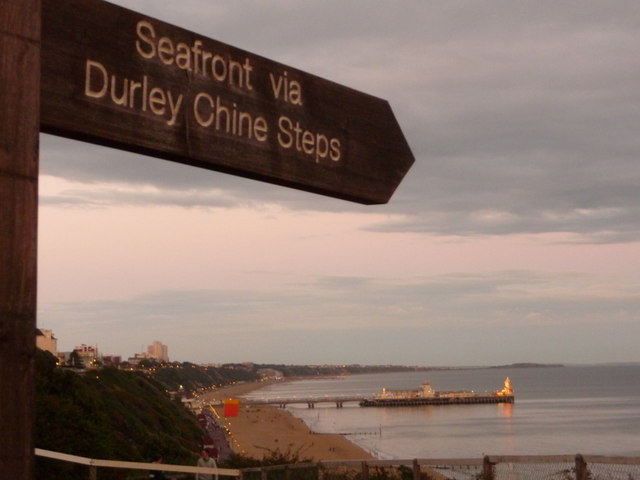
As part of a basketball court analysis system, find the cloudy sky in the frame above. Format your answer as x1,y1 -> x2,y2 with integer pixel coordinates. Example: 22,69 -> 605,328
39,1 -> 640,366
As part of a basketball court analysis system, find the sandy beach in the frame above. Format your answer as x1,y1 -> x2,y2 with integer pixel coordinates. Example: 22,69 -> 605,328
200,381 -> 374,461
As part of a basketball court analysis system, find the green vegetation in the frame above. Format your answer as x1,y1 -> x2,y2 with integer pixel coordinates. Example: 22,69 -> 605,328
237,460 -> 440,480
149,361 -> 259,392
35,350 -> 202,478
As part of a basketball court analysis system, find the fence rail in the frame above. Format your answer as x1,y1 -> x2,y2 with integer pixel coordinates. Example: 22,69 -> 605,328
35,449 -> 640,480
35,448 -> 239,479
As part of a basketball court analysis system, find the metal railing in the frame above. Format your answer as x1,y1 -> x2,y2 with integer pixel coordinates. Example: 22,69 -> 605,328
35,449 -> 640,480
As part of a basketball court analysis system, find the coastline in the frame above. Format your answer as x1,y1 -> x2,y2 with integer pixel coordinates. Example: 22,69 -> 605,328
201,381 -> 374,461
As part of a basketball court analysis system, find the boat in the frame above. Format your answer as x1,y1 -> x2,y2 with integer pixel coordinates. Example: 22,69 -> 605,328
359,377 -> 514,407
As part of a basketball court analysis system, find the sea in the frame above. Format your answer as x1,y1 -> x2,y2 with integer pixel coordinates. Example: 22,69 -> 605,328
241,365 -> 640,460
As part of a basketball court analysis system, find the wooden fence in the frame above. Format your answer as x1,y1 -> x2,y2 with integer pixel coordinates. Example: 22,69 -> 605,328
35,449 -> 640,479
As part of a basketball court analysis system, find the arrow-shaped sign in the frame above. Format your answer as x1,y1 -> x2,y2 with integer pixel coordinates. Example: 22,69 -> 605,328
41,0 -> 414,204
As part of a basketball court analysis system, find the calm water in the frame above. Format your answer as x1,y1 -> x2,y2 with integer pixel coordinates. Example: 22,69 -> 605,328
242,365 -> 640,459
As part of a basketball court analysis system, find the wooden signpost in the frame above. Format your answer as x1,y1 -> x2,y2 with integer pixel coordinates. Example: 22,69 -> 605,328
0,0 -> 40,478
2,0 -> 413,477
40,0 -> 414,205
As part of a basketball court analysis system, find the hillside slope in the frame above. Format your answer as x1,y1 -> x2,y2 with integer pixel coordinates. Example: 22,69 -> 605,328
35,350 -> 202,477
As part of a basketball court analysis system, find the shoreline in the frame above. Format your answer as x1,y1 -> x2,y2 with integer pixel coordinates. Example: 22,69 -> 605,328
200,381 -> 375,461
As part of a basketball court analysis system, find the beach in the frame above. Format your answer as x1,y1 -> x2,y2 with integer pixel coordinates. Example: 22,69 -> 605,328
201,381 -> 374,461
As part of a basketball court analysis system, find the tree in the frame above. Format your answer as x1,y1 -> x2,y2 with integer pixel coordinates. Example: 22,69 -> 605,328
69,350 -> 83,368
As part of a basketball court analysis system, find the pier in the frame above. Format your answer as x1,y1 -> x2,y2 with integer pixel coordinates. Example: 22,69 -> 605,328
214,395 -> 368,409
208,378 -> 515,409
359,394 -> 514,407
211,393 -> 514,409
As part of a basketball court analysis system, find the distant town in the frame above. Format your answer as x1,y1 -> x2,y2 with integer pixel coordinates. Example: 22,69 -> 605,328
35,328 -> 437,384
36,328 -> 171,369
36,327 -> 461,404
36,328 -> 566,377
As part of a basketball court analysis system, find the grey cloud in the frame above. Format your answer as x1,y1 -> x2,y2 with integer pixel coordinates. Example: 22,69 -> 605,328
41,270 -> 640,363
40,185 -> 236,209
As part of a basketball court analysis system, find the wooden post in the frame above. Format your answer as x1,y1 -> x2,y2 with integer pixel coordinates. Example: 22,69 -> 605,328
412,459 -> 421,480
0,1 -> 41,479
575,454 -> 588,480
482,456 -> 494,480
361,462 -> 369,480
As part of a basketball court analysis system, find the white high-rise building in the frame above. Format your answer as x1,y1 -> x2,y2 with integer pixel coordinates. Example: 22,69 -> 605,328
147,341 -> 169,362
